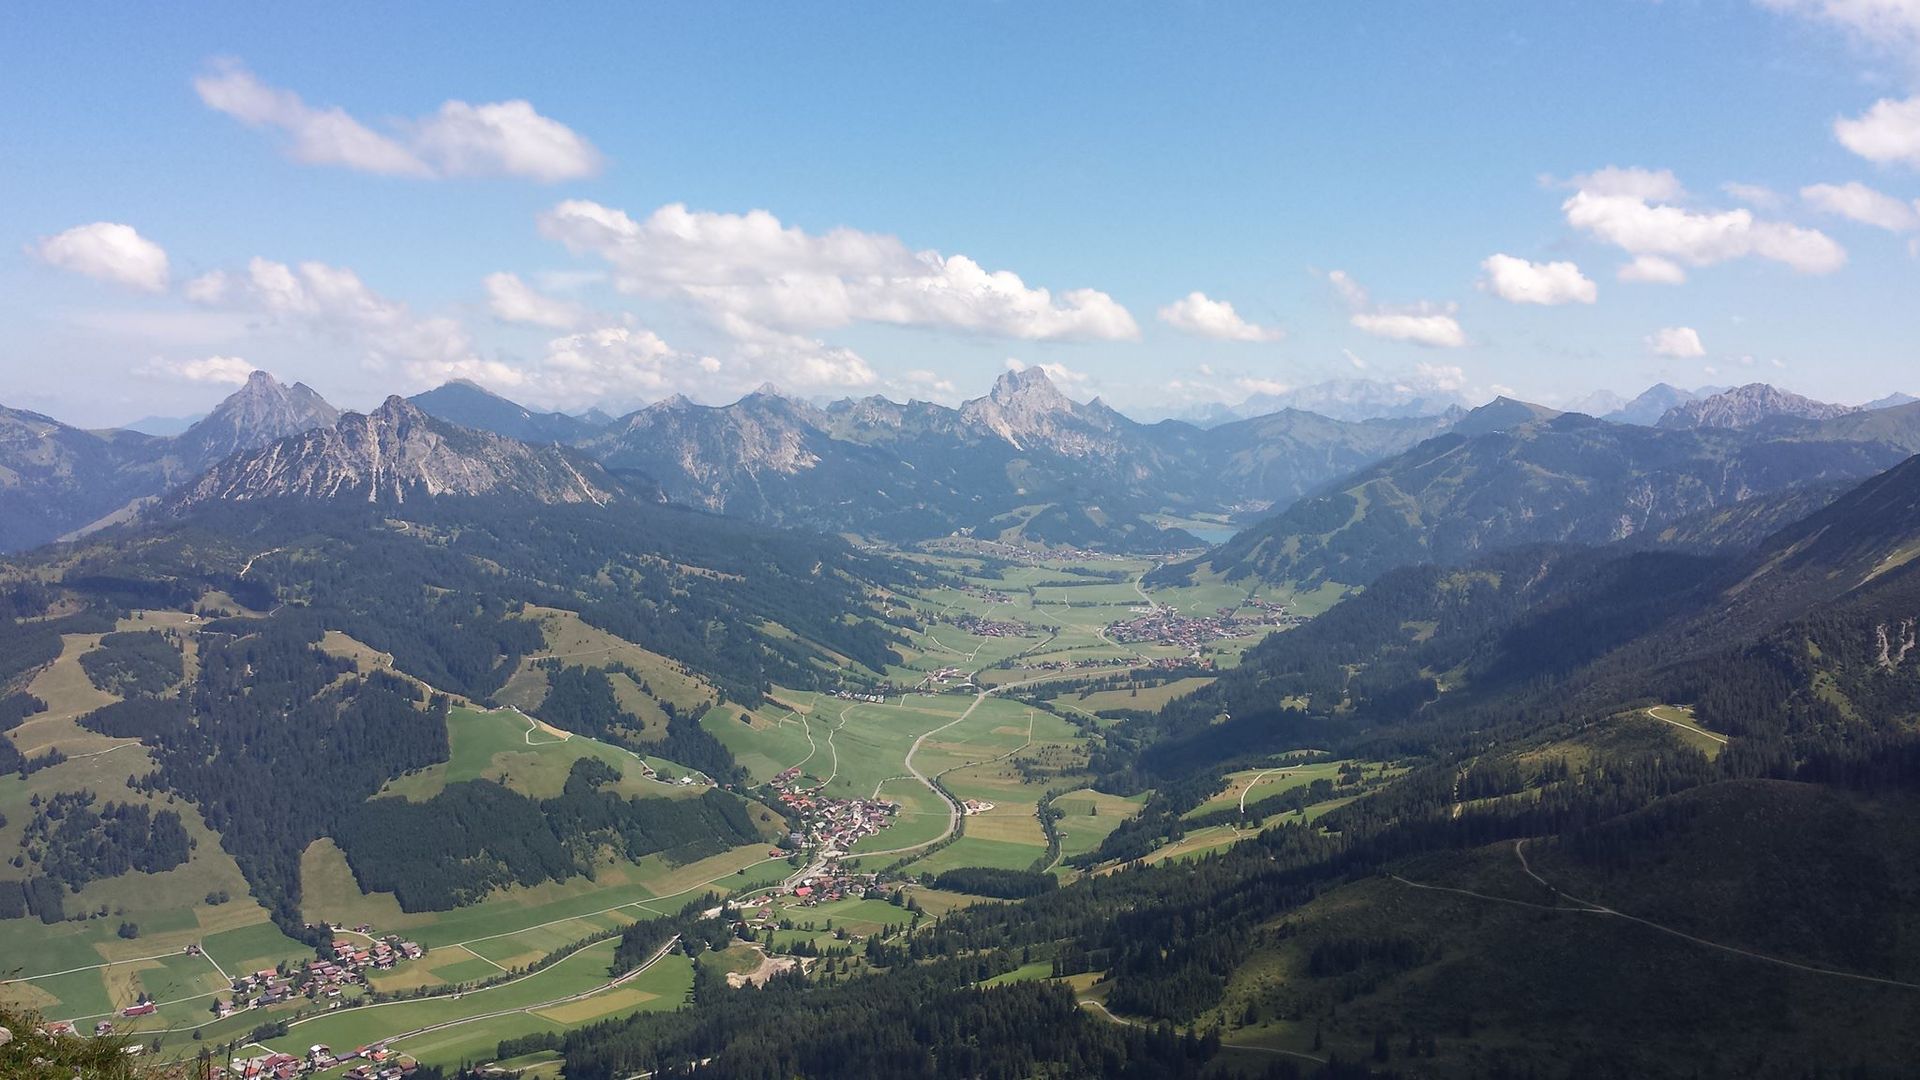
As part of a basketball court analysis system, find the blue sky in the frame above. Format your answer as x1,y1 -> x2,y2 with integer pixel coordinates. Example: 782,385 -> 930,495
3,1 -> 1918,425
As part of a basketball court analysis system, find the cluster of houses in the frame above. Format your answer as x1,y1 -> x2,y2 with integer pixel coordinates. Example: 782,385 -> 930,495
771,768 -> 901,853
774,866 -> 888,909
1106,606 -> 1254,649
207,932 -> 422,1019
918,667 -> 970,690
226,1043 -> 416,1079
832,688 -> 890,705
946,612 -> 1037,638
1018,654 -> 1201,675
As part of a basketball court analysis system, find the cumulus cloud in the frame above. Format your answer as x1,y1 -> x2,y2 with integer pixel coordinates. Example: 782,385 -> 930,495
898,369 -> 958,398
1722,181 -> 1785,209
138,355 -> 257,384
32,222 -> 170,292
537,326 -> 710,403
1647,326 -> 1706,358
1349,312 -> 1468,348
1838,97 -> 1920,166
1327,270 -> 1466,348
1618,255 -> 1689,284
1479,254 -> 1597,305
1802,180 -> 1920,230
1562,168 -> 1846,274
186,257 -> 483,385
1758,0 -> 1920,59
538,200 -> 1139,342
1410,361 -> 1468,392
1004,357 -> 1092,386
484,271 -> 588,329
1569,166 -> 1686,201
194,61 -> 599,181
1156,291 -> 1284,341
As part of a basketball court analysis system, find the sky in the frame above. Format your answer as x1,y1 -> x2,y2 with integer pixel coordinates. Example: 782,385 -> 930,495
4,1 -> 1920,426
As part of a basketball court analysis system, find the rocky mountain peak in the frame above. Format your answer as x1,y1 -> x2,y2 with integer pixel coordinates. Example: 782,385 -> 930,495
1657,383 -> 1858,430
170,370 -> 341,473
173,400 -> 620,510
987,366 -> 1070,409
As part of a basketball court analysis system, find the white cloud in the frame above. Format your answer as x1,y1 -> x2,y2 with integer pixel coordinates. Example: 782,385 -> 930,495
1758,0 -> 1920,59
1647,326 -> 1706,358
1845,97 -> 1920,168
1618,255 -> 1689,284
410,100 -> 601,182
1568,166 -> 1685,201
1004,357 -> 1092,386
1234,376 -> 1291,397
1563,169 -> 1846,274
32,222 -> 170,292
898,369 -> 958,397
1342,348 -> 1369,370
484,272 -> 588,329
194,61 -> 599,181
1326,270 -> 1466,348
1479,254 -> 1597,305
719,315 -> 877,391
189,257 -> 479,384
538,326 -> 702,403
539,200 -> 1138,342
1802,180 -> 1920,230
1156,291 -> 1284,341
138,355 -> 257,385
190,251 -> 876,407
1410,361 -> 1468,392
1721,181 -> 1785,209
1350,312 -> 1468,348
1326,269 -> 1370,308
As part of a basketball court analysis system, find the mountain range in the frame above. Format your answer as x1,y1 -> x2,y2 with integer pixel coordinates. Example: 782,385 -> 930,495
1160,394 -> 1920,592
5,369 -> 1914,561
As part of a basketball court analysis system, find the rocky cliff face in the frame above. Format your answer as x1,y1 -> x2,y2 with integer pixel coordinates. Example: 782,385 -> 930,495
173,397 -> 620,508
957,367 -> 1130,457
170,370 -> 341,473
1658,383 -> 1857,430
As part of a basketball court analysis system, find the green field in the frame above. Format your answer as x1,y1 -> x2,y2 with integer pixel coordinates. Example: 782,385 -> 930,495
1182,760 -> 1356,820
300,839 -> 786,949
260,939 -> 694,1072
1051,789 -> 1151,865
378,705 -> 710,803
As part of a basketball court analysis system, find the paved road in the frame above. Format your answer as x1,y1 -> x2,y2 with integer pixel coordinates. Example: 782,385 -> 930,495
857,673 -> 1058,860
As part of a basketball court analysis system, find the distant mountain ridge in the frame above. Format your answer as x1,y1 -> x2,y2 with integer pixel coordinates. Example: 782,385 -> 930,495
0,370 -> 344,551
1160,395 -> 1920,591
174,396 -> 621,509
1656,383 -> 1858,430
409,379 -> 607,445
579,368 -> 1458,549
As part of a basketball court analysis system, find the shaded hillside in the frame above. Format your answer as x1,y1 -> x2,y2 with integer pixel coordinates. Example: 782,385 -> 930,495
1163,402 -> 1920,591
409,378 -> 605,444
0,371 -> 341,551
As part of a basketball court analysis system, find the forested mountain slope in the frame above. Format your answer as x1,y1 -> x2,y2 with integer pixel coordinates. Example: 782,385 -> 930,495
1163,400 -> 1920,592
0,371 -> 341,551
